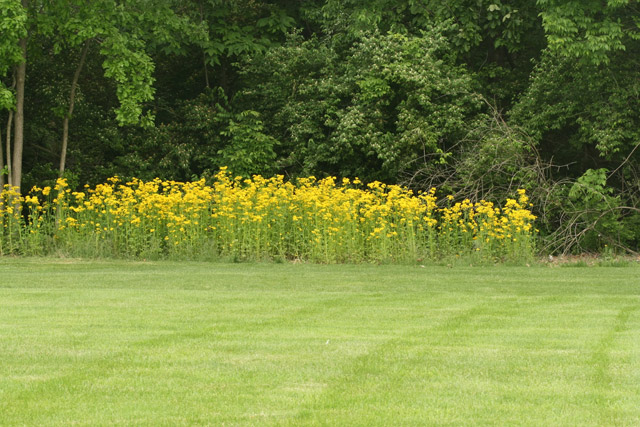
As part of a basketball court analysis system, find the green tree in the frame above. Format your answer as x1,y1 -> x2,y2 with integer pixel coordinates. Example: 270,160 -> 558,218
506,1 -> 640,252
0,0 -> 27,190
320,0 -> 545,109
0,0 -> 200,191
537,0 -> 639,66
236,28 -> 480,181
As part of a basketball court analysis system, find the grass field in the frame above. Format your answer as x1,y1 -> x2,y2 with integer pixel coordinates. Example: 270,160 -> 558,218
0,259 -> 639,425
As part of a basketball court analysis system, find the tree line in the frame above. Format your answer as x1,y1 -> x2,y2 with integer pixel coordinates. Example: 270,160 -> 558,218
1,0 -> 639,254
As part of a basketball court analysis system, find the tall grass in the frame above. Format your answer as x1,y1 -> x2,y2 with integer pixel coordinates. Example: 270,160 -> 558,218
1,168 -> 536,262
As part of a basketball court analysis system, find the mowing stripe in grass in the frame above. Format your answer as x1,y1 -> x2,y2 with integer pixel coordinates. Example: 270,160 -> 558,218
291,295 -> 570,425
589,304 -> 639,425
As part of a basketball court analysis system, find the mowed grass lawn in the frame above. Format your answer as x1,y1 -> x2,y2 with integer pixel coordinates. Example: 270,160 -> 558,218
0,259 -> 639,426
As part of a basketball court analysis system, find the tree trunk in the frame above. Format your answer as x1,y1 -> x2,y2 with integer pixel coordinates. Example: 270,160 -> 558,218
6,110 -> 14,187
12,36 -> 27,193
199,0 -> 210,89
59,41 -> 89,177
0,121 -> 5,189
203,52 -> 210,89
5,72 -> 17,189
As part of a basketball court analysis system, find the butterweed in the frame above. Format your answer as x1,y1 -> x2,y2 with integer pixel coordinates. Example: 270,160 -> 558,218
0,171 -> 536,262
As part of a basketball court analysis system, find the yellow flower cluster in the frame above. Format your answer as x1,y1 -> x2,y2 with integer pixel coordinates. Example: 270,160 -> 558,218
1,170 -> 536,262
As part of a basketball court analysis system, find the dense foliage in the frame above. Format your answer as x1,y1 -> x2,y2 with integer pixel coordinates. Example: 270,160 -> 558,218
1,0 -> 639,254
